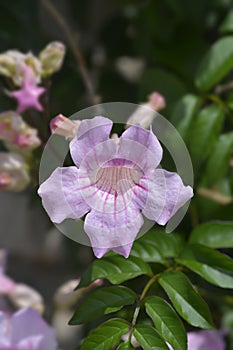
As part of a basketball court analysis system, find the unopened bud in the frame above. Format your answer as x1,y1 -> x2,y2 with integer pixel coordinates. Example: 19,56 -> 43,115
4,50 -> 41,86
39,41 -> 66,77
0,54 -> 15,77
126,91 -> 166,129
148,92 -> 166,111
50,114 -> 80,139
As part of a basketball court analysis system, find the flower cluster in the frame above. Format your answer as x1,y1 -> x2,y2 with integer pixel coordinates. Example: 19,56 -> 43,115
0,42 -> 66,191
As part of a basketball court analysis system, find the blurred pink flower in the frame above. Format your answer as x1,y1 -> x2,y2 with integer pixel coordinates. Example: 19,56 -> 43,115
0,153 -> 30,191
0,111 -> 41,152
0,308 -> 57,349
167,329 -> 226,350
11,65 -> 45,113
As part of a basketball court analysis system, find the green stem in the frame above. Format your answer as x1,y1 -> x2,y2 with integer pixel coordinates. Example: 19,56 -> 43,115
128,274 -> 160,344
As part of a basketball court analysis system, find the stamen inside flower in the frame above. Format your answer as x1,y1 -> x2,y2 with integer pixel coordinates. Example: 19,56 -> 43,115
96,165 -> 142,195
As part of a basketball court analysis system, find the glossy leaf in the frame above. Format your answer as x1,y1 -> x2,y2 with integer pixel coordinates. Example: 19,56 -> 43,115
171,94 -> 201,140
134,230 -> 184,259
203,133 -> 233,186
134,324 -> 170,350
78,255 -> 153,288
80,318 -> 129,350
188,104 -> 223,168
177,244 -> 233,289
195,36 -> 233,91
131,239 -> 167,264
189,221 -> 233,248
70,286 -> 137,324
145,296 -> 187,350
159,270 -> 214,328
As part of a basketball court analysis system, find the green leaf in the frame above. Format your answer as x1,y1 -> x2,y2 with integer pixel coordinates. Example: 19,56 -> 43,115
159,270 -> 214,328
145,296 -> 187,350
69,286 -> 137,325
134,324 -> 170,350
203,133 -> 233,186
188,104 -> 223,168
80,318 -> 129,350
195,36 -> 233,91
78,255 -> 153,288
135,230 -> 184,259
220,10 -> 233,34
177,244 -> 233,289
171,94 -> 201,140
131,239 -> 167,264
189,221 -> 233,248
117,343 -> 134,350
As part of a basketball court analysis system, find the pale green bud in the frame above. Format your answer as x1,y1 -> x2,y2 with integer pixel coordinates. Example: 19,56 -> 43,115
0,54 -> 16,78
39,41 -> 66,77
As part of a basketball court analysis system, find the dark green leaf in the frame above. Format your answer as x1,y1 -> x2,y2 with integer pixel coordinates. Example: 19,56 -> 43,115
135,230 -> 184,259
78,255 -> 153,288
171,94 -> 201,140
70,286 -> 137,325
189,221 -> 233,248
195,36 -> 233,91
189,104 -> 223,168
159,271 -> 214,328
131,239 -> 167,264
80,318 -> 129,350
177,244 -> 233,288
145,296 -> 187,350
134,324 -> 170,350
202,133 -> 233,186
69,286 -> 137,324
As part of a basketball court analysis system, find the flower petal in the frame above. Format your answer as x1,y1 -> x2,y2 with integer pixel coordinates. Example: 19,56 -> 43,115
137,169 -> 193,225
38,167 -> 90,223
120,124 -> 163,170
70,116 -> 113,167
84,207 -> 144,258
11,308 -> 57,350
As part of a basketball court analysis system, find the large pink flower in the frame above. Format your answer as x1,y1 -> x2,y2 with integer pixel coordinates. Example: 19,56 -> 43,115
38,116 -> 193,258
0,308 -> 57,350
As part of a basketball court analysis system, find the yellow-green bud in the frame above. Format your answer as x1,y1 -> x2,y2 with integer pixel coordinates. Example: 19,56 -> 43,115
0,54 -> 16,78
39,41 -> 66,77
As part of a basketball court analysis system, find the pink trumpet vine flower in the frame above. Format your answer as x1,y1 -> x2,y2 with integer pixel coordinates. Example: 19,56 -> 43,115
38,116 -> 193,258
11,65 -> 45,113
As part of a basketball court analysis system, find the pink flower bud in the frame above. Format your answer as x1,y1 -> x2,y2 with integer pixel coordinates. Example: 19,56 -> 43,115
126,91 -> 166,129
50,114 -> 80,139
148,92 -> 166,111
